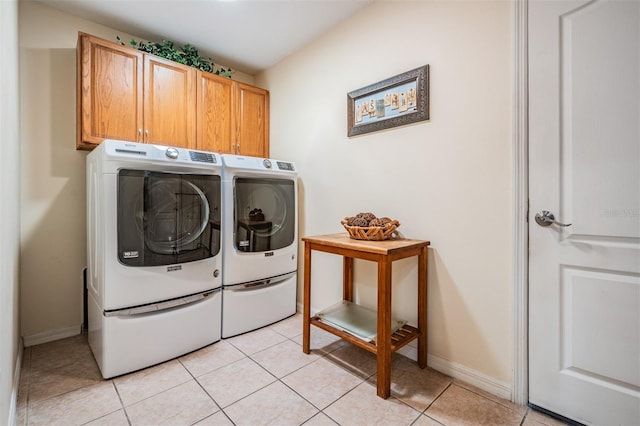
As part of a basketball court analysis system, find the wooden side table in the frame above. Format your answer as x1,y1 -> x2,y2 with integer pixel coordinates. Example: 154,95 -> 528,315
302,233 -> 430,399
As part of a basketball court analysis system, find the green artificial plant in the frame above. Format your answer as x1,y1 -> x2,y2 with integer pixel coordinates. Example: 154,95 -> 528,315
117,36 -> 233,78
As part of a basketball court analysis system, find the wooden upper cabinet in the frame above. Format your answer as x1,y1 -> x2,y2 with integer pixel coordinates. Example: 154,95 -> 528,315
77,32 -> 196,150
77,33 -> 143,149
235,83 -> 269,158
78,32 -> 270,156
144,55 -> 196,149
197,76 -> 270,157
196,71 -> 234,154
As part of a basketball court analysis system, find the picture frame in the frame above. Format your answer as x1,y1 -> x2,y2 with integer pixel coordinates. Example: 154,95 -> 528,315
347,65 -> 430,137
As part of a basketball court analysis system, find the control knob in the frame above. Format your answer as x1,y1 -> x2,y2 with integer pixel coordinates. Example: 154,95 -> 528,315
166,147 -> 179,159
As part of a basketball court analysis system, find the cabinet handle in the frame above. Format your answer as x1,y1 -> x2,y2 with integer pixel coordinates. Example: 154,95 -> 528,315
145,129 -> 149,144
237,143 -> 240,153
137,129 -> 142,143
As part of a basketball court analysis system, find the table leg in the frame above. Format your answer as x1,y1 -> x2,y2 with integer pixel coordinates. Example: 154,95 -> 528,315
343,256 -> 354,302
302,242 -> 312,354
417,246 -> 428,368
376,256 -> 392,399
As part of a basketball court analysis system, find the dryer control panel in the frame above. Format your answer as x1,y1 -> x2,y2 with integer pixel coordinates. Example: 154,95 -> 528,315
276,161 -> 295,171
222,154 -> 297,175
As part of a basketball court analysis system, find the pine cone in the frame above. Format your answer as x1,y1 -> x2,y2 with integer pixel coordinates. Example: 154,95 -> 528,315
348,216 -> 369,227
369,218 -> 388,227
381,217 -> 395,226
355,212 -> 376,224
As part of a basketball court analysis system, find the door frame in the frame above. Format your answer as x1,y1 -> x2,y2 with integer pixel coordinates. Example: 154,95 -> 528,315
512,0 -> 529,406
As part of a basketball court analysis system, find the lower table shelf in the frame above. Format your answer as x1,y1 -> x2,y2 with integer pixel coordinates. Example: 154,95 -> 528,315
311,300 -> 420,355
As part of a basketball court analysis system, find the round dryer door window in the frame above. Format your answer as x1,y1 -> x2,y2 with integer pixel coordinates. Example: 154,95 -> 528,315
118,170 -> 221,266
234,177 -> 295,252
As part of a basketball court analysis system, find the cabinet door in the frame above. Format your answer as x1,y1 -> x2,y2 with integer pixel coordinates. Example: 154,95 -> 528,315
78,33 -> 143,150
235,83 -> 269,158
143,55 -> 196,149
196,71 -> 234,154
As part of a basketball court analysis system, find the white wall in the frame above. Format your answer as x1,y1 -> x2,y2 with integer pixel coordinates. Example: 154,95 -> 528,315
0,0 -> 21,422
17,0 -> 515,396
18,1 -> 253,344
257,0 -> 514,387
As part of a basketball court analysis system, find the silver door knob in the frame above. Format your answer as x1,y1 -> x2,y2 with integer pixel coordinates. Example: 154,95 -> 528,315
535,210 -> 572,227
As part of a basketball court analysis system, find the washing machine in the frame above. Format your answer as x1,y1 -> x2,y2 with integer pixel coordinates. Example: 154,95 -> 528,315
221,154 -> 298,337
87,140 -> 222,378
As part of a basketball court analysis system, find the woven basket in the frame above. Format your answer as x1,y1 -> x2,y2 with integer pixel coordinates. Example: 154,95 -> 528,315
341,218 -> 400,241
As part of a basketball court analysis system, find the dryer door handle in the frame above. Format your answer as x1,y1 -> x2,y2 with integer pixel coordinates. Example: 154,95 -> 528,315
227,271 -> 296,292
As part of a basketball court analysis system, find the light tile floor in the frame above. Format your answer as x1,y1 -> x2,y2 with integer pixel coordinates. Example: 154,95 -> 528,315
16,313 -> 566,426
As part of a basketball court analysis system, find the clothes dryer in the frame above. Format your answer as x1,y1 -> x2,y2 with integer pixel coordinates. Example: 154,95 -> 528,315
87,140 -> 222,378
221,155 -> 298,337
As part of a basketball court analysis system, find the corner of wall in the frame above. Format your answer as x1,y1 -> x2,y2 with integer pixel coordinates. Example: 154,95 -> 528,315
7,340 -> 24,426
0,0 -> 22,423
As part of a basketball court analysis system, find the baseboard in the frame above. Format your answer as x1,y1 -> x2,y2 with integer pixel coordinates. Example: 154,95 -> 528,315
23,324 -> 81,347
426,353 -> 512,400
296,303 -> 512,401
8,337 -> 23,426
395,345 -> 511,400
296,302 -> 321,316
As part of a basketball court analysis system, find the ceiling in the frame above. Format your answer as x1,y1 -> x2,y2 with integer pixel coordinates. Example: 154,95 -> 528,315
33,0 -> 374,75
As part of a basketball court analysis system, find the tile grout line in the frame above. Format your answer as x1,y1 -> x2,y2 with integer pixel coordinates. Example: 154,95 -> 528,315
415,380 -> 452,426
277,333 -> 432,426
178,357 -> 237,426
196,354 -> 280,420
254,327 -> 359,425
21,319 -> 541,426
25,329 -> 370,426
100,388 -> 133,425
451,381 -> 527,420
224,324 -> 355,425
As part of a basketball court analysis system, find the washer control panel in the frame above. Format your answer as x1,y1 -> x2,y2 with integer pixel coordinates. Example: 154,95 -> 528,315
189,151 -> 217,164
102,140 -> 220,166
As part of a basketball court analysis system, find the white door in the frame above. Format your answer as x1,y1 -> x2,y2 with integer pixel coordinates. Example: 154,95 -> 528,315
528,0 -> 640,424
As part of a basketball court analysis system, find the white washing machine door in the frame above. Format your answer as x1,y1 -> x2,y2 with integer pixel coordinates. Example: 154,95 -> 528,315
144,179 -> 209,254
118,170 -> 221,267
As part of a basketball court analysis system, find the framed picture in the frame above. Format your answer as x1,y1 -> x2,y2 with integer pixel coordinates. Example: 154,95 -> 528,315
347,65 -> 429,137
